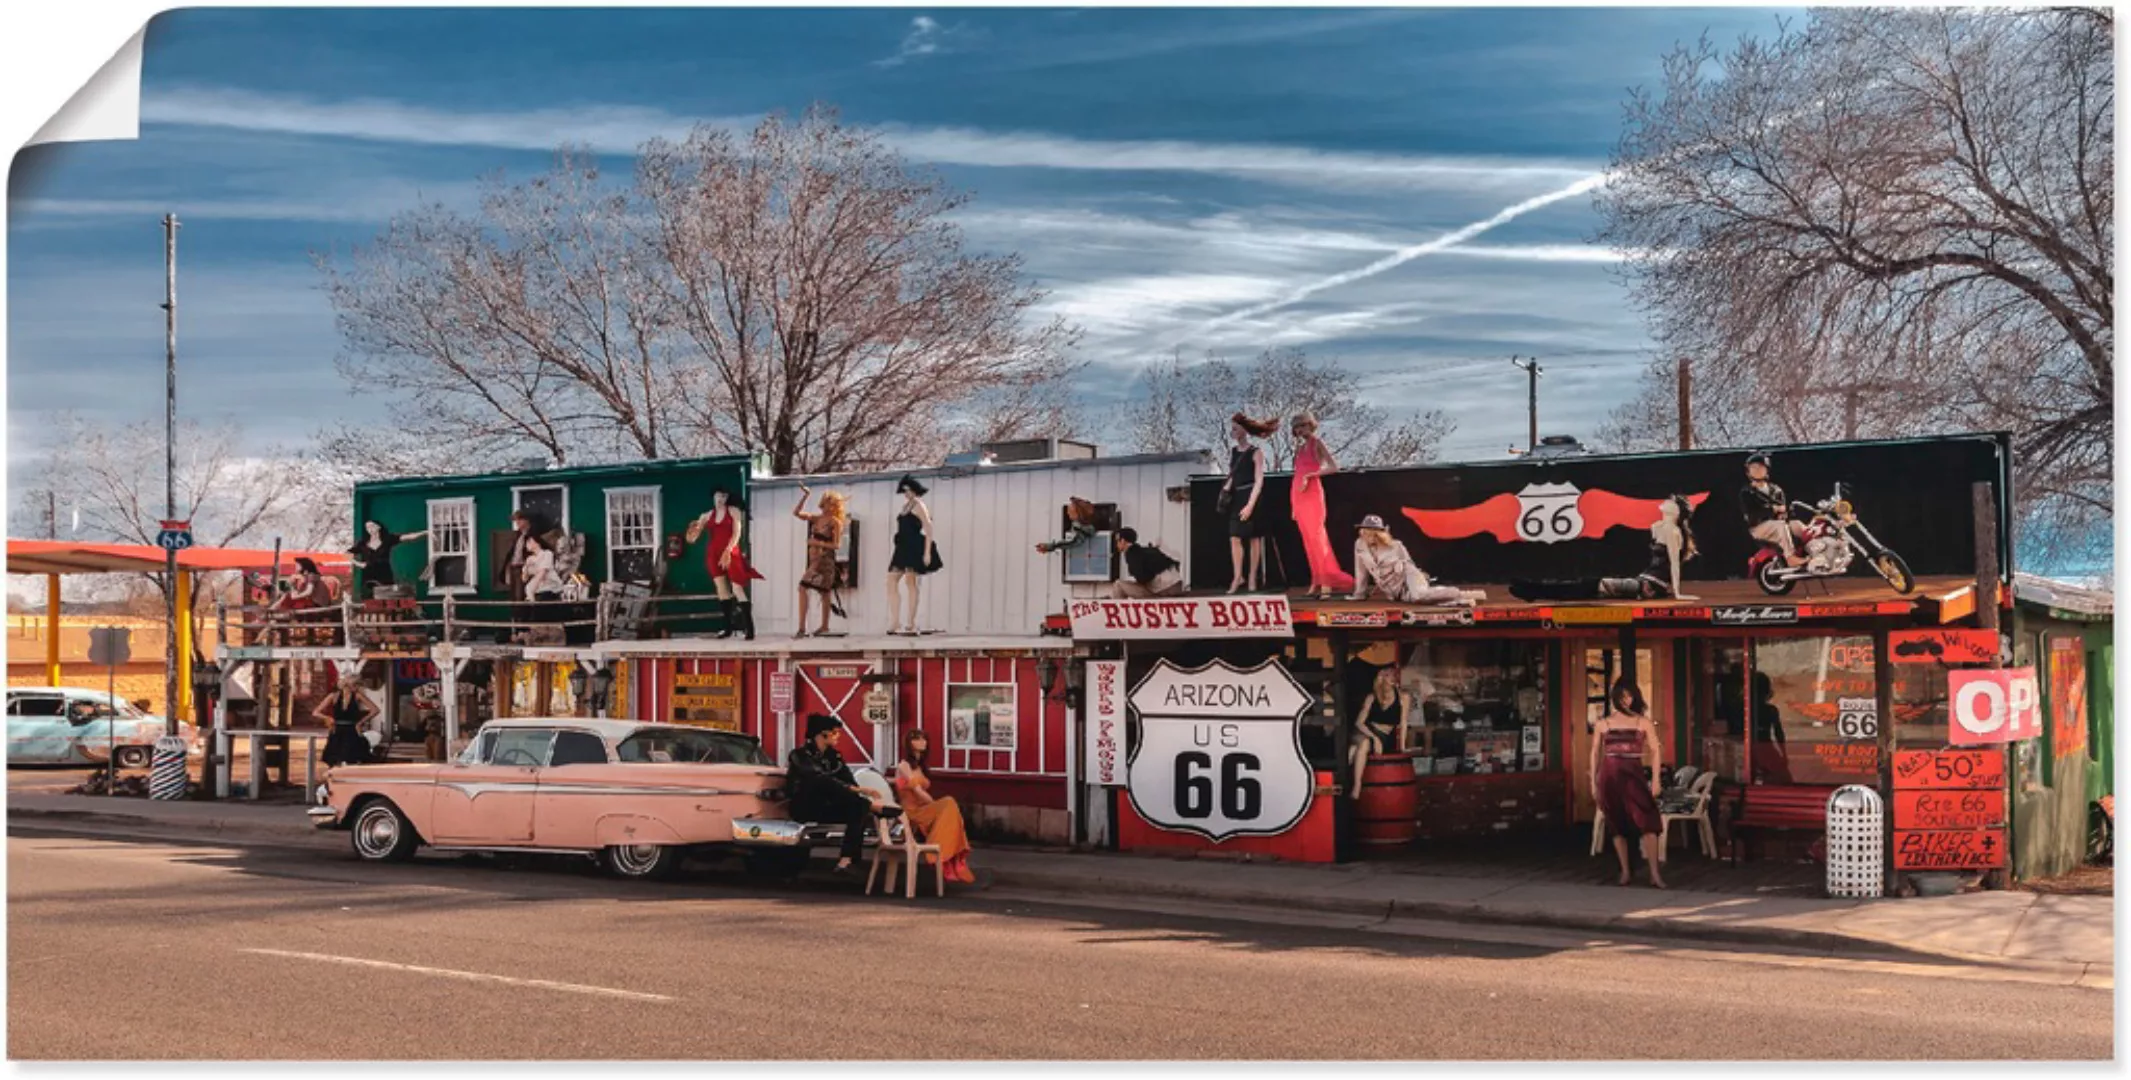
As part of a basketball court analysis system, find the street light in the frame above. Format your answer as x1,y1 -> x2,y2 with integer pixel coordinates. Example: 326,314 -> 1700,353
566,664 -> 588,716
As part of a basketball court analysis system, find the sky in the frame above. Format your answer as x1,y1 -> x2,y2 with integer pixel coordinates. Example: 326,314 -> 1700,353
6,5 -> 1797,512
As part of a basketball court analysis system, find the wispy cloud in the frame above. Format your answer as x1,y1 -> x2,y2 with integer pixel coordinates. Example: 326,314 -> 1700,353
875,15 -> 982,68
140,87 -> 1597,196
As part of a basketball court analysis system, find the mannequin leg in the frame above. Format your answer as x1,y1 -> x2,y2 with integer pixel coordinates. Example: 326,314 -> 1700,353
1611,835 -> 1632,885
885,573 -> 904,634
1642,834 -> 1667,888
796,588 -> 813,637
1248,538 -> 1266,591
1349,737 -> 1368,800
713,576 -> 733,602
903,576 -> 922,633
1228,537 -> 1245,592
732,581 -> 754,640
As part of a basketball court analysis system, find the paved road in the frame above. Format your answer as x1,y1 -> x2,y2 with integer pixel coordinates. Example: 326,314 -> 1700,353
7,831 -> 2110,1060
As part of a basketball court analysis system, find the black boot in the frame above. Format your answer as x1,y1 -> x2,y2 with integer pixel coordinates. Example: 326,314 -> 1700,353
715,597 -> 736,639
737,601 -> 756,641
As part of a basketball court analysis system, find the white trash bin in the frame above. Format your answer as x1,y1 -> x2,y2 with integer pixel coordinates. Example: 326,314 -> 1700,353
1825,784 -> 1885,899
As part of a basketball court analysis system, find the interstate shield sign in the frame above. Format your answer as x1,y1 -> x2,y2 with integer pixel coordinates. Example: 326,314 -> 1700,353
1126,658 -> 1314,841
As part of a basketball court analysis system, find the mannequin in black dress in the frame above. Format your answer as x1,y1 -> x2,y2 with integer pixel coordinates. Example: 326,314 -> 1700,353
886,475 -> 943,635
314,677 -> 380,767
349,521 -> 427,599
1216,414 -> 1277,593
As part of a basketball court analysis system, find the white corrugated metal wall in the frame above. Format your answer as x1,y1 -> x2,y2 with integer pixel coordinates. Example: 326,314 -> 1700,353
748,452 -> 1210,638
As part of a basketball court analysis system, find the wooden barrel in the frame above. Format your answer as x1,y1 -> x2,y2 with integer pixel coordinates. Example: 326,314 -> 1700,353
1355,754 -> 1419,847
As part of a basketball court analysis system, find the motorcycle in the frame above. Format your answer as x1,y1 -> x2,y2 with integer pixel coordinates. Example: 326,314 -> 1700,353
1748,483 -> 1914,595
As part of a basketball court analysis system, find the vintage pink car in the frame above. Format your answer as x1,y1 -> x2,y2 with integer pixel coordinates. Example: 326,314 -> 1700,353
307,717 -> 873,880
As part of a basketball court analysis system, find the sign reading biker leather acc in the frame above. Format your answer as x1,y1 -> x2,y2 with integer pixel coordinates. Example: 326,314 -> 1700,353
1126,659 -> 1314,841
1068,596 -> 1293,640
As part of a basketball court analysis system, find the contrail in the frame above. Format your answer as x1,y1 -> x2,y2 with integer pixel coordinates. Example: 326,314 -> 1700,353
1200,170 -> 1610,334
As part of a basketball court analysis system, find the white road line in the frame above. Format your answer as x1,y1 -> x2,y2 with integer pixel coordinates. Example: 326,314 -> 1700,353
239,948 -> 675,1003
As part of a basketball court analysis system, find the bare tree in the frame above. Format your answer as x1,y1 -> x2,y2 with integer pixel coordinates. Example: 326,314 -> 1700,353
322,107 -> 1082,477
1123,346 -> 1454,468
1596,8 -> 2112,570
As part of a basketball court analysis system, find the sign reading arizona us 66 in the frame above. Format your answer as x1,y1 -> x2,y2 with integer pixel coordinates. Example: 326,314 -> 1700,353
1126,658 -> 1314,842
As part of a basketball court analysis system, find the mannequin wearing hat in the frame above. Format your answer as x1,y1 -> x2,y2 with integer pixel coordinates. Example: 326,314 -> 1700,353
685,487 -> 762,641
1350,516 -> 1484,606
886,475 -> 944,635
785,713 -> 900,873
1741,450 -> 1806,567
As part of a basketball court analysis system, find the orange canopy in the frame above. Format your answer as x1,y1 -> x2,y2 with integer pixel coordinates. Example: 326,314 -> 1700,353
6,539 -> 351,576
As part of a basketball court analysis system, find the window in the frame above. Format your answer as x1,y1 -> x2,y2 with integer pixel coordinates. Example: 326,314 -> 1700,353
488,727 -> 556,767
548,730 -> 610,767
617,727 -> 770,766
1063,531 -> 1116,583
605,487 -> 661,584
947,684 -> 1018,750
8,695 -> 65,718
513,484 -> 568,534
1395,639 -> 1550,776
460,729 -> 496,765
426,498 -> 476,594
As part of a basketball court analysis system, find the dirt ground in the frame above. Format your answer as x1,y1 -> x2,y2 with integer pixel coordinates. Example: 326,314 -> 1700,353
2015,862 -> 2114,896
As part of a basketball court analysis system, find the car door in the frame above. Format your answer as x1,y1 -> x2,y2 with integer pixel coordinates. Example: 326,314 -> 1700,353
8,694 -> 72,764
429,727 -> 550,844
532,729 -> 616,850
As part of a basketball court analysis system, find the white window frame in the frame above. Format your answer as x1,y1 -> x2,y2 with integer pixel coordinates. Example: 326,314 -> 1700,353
1062,530 -> 1116,583
425,497 -> 477,597
604,486 -> 663,584
944,682 -> 1019,751
512,484 -> 569,531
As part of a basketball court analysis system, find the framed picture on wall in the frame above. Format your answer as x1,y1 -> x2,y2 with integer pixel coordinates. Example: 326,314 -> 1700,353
947,683 -> 1017,750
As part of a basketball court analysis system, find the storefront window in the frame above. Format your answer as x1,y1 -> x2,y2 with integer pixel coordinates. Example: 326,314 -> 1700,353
1694,639 -> 1748,783
946,683 -> 1017,749
1396,639 -> 1549,777
1748,635 -> 1952,786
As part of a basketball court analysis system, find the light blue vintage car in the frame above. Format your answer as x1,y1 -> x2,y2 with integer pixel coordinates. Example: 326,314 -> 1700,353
5,687 -> 196,769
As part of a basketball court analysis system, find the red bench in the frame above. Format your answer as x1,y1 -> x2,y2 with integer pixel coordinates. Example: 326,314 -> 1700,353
1729,784 -> 1837,865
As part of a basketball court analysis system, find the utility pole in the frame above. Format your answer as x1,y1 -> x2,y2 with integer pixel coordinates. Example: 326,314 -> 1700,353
1676,355 -> 1693,450
1510,356 -> 1542,451
162,214 -> 180,740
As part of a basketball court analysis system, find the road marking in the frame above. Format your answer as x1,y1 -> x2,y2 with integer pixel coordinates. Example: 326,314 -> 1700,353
239,948 -> 675,1003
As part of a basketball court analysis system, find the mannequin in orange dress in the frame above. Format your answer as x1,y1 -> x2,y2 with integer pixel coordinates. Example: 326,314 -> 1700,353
894,729 -> 974,884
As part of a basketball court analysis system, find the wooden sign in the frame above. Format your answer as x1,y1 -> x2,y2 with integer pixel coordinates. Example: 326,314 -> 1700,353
812,664 -> 864,681
1890,627 -> 1998,665
1894,829 -> 2006,871
1548,606 -> 1633,626
1893,789 -> 2007,831
671,671 -> 740,730
1314,610 -> 1388,629
1893,748 -> 2005,790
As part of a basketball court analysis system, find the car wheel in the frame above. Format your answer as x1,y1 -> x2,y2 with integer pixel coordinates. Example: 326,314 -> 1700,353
113,745 -> 151,770
349,800 -> 420,863
743,848 -> 813,880
601,844 -> 680,881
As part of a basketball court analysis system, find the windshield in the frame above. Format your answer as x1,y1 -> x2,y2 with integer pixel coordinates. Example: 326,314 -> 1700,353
616,727 -> 770,766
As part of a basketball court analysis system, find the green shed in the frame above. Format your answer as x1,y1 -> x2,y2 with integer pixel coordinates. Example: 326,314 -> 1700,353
2008,573 -> 2114,881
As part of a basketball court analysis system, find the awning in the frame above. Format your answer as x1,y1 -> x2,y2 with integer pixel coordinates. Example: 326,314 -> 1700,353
5,539 -> 350,577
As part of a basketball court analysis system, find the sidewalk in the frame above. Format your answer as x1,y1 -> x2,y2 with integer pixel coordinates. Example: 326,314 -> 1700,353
8,790 -> 2111,976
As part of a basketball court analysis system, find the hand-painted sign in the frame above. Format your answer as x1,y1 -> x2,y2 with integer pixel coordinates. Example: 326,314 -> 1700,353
1547,606 -> 1634,626
1085,660 -> 1125,787
2049,637 -> 2088,757
1948,667 -> 2041,746
1890,628 -> 1998,665
1314,610 -> 1388,629
1403,485 -> 1709,545
768,672 -> 795,715
1892,790 -> 2007,831
1893,829 -> 2006,871
1126,659 -> 1313,841
1893,748 -> 2006,790
1068,596 -> 1293,640
672,672 -> 741,731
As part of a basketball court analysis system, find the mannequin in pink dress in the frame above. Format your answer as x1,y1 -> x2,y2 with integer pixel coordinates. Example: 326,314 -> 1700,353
1290,412 -> 1356,599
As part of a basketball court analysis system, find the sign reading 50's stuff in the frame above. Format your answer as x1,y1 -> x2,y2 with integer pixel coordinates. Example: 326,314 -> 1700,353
1126,659 -> 1314,841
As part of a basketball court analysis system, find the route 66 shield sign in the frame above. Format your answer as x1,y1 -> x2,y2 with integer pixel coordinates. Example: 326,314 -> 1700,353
1514,482 -> 1585,544
1126,658 -> 1314,841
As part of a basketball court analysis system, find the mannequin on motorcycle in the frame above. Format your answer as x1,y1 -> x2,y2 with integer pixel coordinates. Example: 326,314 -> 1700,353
1741,452 -> 1809,568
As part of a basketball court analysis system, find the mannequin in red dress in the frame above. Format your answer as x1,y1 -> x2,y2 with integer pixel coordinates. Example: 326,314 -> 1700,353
686,488 -> 763,640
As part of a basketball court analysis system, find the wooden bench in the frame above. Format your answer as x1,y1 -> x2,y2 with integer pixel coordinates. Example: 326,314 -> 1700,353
1729,784 -> 1837,866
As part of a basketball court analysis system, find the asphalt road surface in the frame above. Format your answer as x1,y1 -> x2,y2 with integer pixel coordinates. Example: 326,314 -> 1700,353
6,830 -> 2110,1061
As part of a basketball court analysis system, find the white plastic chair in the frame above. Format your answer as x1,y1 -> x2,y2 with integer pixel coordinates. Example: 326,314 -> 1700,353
1658,771 -> 1719,861
865,805 -> 943,899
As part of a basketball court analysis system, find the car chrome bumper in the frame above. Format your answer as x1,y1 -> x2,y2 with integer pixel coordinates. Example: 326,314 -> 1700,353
730,818 -> 808,846
306,806 -> 339,829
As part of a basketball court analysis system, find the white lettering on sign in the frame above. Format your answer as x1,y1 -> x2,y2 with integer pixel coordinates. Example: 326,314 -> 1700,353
1067,596 -> 1293,641
1126,658 -> 1313,840
1949,667 -> 2041,746
1085,660 -> 1125,787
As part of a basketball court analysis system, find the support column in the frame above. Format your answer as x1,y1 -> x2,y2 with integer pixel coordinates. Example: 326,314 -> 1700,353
176,570 -> 195,724
1873,621 -> 1897,896
44,574 -> 61,686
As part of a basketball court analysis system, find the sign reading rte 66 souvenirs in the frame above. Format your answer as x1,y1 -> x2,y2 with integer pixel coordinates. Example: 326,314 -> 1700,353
1126,659 -> 1313,841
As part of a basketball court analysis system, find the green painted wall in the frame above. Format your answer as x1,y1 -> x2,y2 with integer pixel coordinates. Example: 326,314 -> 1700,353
350,456 -> 755,608
2010,610 -> 2113,881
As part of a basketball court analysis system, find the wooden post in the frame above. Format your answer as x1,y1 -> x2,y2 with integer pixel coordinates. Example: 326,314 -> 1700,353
1874,621 -> 1898,896
44,574 -> 61,687
1972,482 -> 2001,633
1676,355 -> 1692,450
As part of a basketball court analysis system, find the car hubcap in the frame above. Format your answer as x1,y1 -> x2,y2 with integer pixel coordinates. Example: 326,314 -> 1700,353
612,845 -> 660,875
356,809 -> 398,857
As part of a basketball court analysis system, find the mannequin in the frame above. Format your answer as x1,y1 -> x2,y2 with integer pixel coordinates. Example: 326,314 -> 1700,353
1218,413 -> 1277,593
686,487 -> 763,640
1649,495 -> 1699,601
1349,668 -> 1409,799
1290,412 -> 1356,599
348,521 -> 427,599
1507,495 -> 1700,602
1349,516 -> 1484,606
885,475 -> 943,636
792,485 -> 849,638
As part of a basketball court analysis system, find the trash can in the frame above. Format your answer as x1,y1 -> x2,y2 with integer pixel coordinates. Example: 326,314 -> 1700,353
1825,784 -> 1884,899
150,737 -> 189,800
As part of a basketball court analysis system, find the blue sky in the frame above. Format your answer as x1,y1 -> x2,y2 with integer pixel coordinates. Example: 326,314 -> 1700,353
7,5 -> 1793,497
